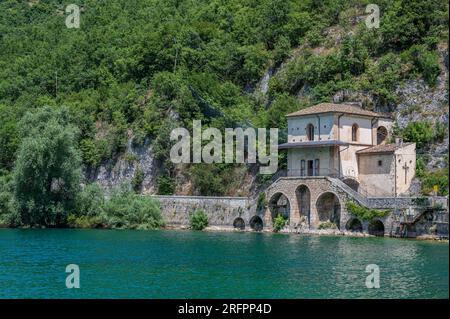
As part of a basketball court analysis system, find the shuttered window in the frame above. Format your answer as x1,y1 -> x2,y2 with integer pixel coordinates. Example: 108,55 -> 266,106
300,160 -> 305,176
314,159 -> 320,176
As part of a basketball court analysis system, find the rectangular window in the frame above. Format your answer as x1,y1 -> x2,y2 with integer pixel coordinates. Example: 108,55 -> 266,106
314,159 -> 320,176
378,160 -> 382,167
307,160 -> 314,176
300,160 -> 305,176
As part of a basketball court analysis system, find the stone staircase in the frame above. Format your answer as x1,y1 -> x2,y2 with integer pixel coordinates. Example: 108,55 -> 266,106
326,177 -> 369,207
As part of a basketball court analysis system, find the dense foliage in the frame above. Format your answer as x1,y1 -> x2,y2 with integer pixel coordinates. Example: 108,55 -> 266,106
101,187 -> 164,229
67,183 -> 164,229
346,201 -> 389,221
13,106 -> 82,226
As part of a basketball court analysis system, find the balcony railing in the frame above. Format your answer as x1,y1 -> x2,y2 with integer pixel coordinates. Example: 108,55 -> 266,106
286,168 -> 341,178
285,168 -> 372,198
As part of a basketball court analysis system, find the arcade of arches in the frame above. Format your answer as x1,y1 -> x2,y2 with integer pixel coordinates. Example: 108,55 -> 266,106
264,178 -> 387,235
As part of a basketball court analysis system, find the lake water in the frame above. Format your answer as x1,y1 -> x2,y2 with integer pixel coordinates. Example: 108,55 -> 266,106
0,229 -> 448,298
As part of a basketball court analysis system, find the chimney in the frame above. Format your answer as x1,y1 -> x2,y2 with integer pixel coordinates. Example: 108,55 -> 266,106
395,138 -> 403,146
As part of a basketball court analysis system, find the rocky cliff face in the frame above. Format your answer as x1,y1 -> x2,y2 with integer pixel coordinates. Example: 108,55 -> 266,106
395,44 -> 449,170
85,137 -> 158,194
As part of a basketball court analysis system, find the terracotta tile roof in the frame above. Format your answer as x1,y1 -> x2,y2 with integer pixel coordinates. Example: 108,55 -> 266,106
356,143 -> 414,154
286,103 -> 391,118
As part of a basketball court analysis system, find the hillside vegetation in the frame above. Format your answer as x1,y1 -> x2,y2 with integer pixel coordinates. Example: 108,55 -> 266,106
0,0 -> 448,226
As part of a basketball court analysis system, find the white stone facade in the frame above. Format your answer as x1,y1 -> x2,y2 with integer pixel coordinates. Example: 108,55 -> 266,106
280,103 -> 416,197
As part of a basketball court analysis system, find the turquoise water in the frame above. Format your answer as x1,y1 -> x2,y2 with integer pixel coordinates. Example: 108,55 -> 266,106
0,229 -> 448,298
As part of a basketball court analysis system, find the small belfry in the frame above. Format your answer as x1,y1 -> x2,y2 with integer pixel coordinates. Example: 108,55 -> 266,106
278,102 -> 416,197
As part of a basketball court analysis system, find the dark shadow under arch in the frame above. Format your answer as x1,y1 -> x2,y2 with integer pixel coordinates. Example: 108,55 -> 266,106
295,185 -> 311,226
233,217 -> 245,230
316,192 -> 341,229
342,178 -> 359,192
268,192 -> 290,222
368,220 -> 385,236
249,216 -> 263,231
345,218 -> 363,232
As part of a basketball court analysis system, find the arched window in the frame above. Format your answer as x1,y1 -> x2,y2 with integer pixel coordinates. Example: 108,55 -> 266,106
306,124 -> 314,141
351,124 -> 359,142
377,126 -> 388,145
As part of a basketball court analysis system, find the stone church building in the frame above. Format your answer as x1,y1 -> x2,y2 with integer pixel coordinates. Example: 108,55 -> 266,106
278,102 -> 416,197
261,102 -> 421,235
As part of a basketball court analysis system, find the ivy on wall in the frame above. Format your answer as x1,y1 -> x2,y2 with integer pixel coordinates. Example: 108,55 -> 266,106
345,201 -> 389,221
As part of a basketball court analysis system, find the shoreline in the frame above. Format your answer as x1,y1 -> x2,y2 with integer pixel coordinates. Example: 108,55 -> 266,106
166,224 -> 450,242
1,224 -> 448,242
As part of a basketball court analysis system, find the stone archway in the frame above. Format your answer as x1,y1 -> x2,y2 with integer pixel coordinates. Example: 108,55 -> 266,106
345,218 -> 363,232
295,185 -> 311,227
369,220 -> 385,236
342,178 -> 359,192
316,192 -> 341,229
233,217 -> 245,230
377,126 -> 388,145
249,216 -> 263,231
268,192 -> 290,222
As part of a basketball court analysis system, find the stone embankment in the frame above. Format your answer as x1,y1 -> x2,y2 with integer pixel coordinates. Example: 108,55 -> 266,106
153,193 -> 448,240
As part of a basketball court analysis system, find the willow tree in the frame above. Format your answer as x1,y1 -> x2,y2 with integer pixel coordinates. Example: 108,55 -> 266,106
13,106 -> 81,226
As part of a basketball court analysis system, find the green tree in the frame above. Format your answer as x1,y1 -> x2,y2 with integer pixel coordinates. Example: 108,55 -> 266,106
0,172 -> 18,225
0,104 -> 21,170
67,183 -> 105,228
12,106 -> 82,226
75,183 -> 105,217
157,175 -> 175,195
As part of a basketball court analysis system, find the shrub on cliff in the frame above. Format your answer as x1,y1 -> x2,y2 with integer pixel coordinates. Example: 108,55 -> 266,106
402,44 -> 441,86
131,167 -> 145,193
400,121 -> 434,149
190,209 -> 208,231
419,167 -> 449,196
157,175 -> 175,195
189,165 -> 225,196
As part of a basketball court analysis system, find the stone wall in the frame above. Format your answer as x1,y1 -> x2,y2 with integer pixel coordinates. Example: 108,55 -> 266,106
150,182 -> 448,238
152,195 -> 258,230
